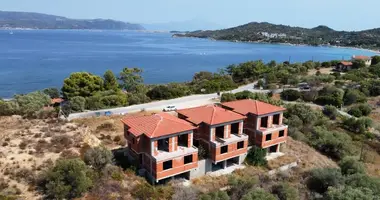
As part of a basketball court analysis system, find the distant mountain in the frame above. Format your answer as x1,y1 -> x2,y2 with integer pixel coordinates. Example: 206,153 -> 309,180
143,19 -> 223,31
0,11 -> 144,30
173,22 -> 380,49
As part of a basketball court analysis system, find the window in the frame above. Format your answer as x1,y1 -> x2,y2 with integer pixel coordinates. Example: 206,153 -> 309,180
184,155 -> 193,164
178,134 -> 188,147
231,123 -> 239,134
221,145 -> 228,154
215,126 -> 224,138
163,160 -> 172,170
273,114 -> 280,125
265,134 -> 272,141
237,141 -> 244,149
279,130 -> 285,137
158,138 -> 169,152
260,117 -> 268,128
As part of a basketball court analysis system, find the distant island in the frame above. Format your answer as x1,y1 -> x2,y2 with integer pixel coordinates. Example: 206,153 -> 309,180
0,11 -> 145,30
173,22 -> 380,50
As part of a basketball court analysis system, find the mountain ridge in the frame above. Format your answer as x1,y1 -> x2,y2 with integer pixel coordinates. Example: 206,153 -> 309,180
0,11 -> 144,30
173,21 -> 380,49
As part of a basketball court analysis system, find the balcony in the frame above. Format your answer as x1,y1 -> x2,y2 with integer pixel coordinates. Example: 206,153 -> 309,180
212,133 -> 248,147
154,146 -> 198,162
258,124 -> 288,134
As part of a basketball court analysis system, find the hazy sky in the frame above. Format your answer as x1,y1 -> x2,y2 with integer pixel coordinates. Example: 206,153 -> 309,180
1,0 -> 379,31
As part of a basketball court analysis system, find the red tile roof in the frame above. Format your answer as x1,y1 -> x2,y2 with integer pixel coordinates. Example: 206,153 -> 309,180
51,98 -> 64,104
353,55 -> 371,60
121,113 -> 195,138
222,99 -> 286,116
340,61 -> 353,66
177,105 -> 246,125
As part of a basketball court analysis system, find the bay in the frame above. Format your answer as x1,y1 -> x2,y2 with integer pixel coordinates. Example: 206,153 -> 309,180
0,29 -> 375,98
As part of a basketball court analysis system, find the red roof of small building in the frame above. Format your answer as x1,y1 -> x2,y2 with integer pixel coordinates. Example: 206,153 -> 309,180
121,113 -> 195,138
177,105 -> 246,125
51,98 -> 64,104
339,61 -> 353,66
222,99 -> 286,116
353,55 -> 371,60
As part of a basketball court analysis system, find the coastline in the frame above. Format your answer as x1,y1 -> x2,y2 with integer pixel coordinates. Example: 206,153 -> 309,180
173,35 -> 380,54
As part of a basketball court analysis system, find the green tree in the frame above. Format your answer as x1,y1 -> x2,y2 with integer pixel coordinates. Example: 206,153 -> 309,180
323,105 -> 338,120
127,93 -> 151,105
339,157 -> 365,175
103,70 -> 119,91
118,67 -> 143,92
84,146 -> 113,172
371,55 -> 380,66
69,96 -> 86,112
0,99 -> 19,116
272,183 -> 299,200
14,91 -> 51,117
62,72 -> 104,99
228,175 -> 257,200
39,159 -> 94,199
241,188 -> 276,200
221,93 -> 237,102
280,90 -> 301,101
307,168 -> 344,194
344,89 -> 367,106
345,174 -> 380,196
245,146 -> 267,166
43,88 -> 60,99
353,60 -> 366,69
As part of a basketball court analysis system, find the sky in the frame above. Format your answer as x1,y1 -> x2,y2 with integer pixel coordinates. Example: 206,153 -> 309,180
1,0 -> 380,31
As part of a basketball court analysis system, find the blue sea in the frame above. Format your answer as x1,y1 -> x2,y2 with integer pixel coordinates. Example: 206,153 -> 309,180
0,30 -> 376,98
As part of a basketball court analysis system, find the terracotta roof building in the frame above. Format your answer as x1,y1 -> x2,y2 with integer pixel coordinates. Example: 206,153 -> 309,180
352,55 -> 372,66
222,99 -> 288,152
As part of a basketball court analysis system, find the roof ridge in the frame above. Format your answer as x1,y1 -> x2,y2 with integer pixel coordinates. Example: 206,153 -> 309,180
151,114 -> 163,138
163,113 -> 194,127
210,105 -> 216,125
254,100 -> 259,115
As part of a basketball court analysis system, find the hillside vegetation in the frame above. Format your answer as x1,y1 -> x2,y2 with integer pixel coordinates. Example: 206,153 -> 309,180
0,11 -> 144,30
174,22 -> 380,49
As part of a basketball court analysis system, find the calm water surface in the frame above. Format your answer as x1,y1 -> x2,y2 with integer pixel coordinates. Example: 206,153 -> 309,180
0,30 -> 375,98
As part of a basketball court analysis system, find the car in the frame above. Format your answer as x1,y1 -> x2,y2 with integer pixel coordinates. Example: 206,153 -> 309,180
163,106 -> 177,112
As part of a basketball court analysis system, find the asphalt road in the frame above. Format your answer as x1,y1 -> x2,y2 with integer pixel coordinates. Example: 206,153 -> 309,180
67,83 -> 262,120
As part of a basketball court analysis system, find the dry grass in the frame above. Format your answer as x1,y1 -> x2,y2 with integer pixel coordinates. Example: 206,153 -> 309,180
267,155 -> 297,170
307,67 -> 334,75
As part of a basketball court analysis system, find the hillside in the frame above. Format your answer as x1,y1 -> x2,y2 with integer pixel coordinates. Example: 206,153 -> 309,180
0,11 -> 144,30
173,22 -> 380,49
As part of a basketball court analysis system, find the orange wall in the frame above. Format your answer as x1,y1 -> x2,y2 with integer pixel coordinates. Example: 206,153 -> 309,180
153,153 -> 198,180
211,140 -> 248,162
260,128 -> 288,148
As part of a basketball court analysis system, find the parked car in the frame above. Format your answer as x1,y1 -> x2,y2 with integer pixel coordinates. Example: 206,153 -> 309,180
163,106 -> 177,112
298,83 -> 310,90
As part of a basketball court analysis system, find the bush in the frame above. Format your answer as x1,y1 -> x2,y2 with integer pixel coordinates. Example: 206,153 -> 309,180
241,188 -> 276,200
280,90 -> 301,101
344,89 -> 367,106
172,185 -> 199,200
70,96 -> 86,112
307,168 -> 344,194
339,157 -> 365,175
348,107 -> 363,117
13,91 -> 51,117
272,183 -> 299,200
84,146 -> 113,172
43,88 -> 60,99
345,173 -> 380,196
343,117 -> 372,134
228,175 -> 257,200
315,86 -> 344,107
38,159 -> 94,199
221,93 -> 236,102
327,186 -> 375,200
200,190 -> 230,200
245,146 -> 267,166
323,105 -> 338,120
131,182 -> 174,200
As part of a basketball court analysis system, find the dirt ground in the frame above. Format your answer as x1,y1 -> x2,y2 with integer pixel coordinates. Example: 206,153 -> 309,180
307,67 -> 334,75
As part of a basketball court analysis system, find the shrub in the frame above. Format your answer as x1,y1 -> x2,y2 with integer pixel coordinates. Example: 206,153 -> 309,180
221,93 -> 236,102
327,186 -> 375,200
38,159 -> 94,199
245,146 -> 267,166
280,90 -> 301,101
84,146 -> 113,172
43,88 -> 60,99
172,185 -> 199,200
69,96 -> 86,112
241,188 -> 276,200
307,168 -> 344,194
132,182 -> 174,200
344,89 -> 367,106
339,157 -> 365,175
101,164 -> 124,181
200,190 -> 230,200
14,91 -> 51,117
315,86 -> 344,107
272,183 -> 299,200
323,105 -> 338,120
301,90 -> 318,102
228,174 -> 257,200
345,173 -> 380,196
348,107 -> 363,117
343,117 -> 372,134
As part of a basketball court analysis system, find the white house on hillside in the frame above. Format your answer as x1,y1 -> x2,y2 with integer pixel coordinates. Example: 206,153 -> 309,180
352,55 -> 372,66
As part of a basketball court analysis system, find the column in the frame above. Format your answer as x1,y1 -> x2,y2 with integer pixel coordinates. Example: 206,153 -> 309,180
223,160 -> 227,169
238,122 -> 243,135
279,113 -> 283,125
188,133 -> 193,147
277,143 -> 281,153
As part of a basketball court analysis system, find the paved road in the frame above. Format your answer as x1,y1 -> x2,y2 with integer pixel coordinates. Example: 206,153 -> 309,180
68,82 -> 262,120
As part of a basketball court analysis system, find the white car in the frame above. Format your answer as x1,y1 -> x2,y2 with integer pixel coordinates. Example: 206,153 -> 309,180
163,106 -> 177,112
